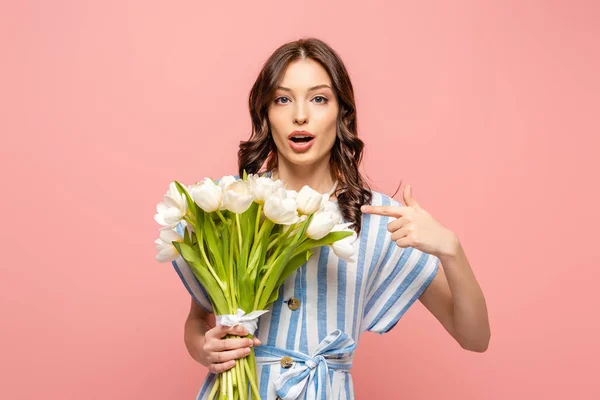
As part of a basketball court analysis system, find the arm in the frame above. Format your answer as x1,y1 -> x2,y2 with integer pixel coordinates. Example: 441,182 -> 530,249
184,298 -> 215,363
419,234 -> 491,352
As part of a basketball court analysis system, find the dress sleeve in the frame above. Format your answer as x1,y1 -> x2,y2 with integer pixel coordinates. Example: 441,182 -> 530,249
170,221 -> 214,314
361,201 -> 440,335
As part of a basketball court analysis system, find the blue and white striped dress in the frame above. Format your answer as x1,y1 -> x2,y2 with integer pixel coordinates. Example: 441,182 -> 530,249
171,174 -> 440,399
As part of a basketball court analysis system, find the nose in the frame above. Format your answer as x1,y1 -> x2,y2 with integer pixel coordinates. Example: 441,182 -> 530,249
293,105 -> 308,125
294,114 -> 307,125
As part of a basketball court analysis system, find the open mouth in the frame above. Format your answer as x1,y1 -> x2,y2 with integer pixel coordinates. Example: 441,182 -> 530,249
288,134 -> 315,152
290,136 -> 314,143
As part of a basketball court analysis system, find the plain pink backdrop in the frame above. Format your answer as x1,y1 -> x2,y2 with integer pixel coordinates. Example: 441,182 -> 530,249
2,1 -> 599,399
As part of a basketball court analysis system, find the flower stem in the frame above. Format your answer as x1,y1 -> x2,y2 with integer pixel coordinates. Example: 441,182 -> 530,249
236,359 -> 246,400
227,368 -> 234,400
216,210 -> 228,225
221,369 -> 227,400
235,213 -> 243,256
254,204 -> 262,245
197,231 -> 223,287
208,375 -> 220,400
253,261 -> 273,310
242,357 -> 261,399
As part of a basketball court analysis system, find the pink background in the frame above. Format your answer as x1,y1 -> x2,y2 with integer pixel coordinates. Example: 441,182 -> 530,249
2,1 -> 599,399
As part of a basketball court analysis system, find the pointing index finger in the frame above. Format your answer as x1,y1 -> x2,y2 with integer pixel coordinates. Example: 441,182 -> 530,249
361,205 -> 405,217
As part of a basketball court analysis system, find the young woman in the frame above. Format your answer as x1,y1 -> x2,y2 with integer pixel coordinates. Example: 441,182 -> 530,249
172,37 -> 490,399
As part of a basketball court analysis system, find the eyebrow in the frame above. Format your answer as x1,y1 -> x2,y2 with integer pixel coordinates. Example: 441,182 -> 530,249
276,84 -> 332,92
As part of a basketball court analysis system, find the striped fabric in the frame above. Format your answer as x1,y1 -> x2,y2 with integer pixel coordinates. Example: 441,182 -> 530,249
171,173 -> 440,399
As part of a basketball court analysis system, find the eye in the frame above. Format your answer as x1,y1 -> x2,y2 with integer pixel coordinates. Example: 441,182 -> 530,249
274,96 -> 290,105
313,96 -> 328,104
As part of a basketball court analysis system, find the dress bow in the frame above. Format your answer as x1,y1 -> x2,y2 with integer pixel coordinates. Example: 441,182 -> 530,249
254,329 -> 357,400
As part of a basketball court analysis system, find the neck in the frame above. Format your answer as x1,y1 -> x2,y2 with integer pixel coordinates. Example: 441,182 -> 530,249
271,157 -> 336,195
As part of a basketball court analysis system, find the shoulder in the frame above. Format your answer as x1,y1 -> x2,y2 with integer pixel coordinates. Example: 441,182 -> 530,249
360,189 -> 402,239
366,189 -> 402,208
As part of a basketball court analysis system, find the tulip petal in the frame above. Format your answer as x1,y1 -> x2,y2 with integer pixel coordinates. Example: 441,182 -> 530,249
160,229 -> 183,243
306,210 -> 337,240
164,207 -> 184,225
156,247 -> 179,263
156,202 -> 168,214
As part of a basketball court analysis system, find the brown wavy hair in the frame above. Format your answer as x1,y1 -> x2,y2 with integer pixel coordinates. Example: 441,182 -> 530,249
238,37 -> 373,235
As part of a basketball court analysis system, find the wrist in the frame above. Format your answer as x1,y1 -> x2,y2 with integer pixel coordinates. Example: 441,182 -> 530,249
437,230 -> 461,261
184,318 -> 209,365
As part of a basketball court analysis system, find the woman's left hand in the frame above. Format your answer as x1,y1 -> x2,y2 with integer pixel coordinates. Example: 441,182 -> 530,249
361,185 -> 458,258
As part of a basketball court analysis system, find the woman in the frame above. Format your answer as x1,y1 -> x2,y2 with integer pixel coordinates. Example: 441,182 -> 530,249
172,37 -> 490,399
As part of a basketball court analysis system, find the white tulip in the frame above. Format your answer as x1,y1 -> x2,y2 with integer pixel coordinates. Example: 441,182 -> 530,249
264,191 -> 299,225
330,222 -> 358,263
222,179 -> 254,214
155,229 -> 184,263
286,189 -> 298,200
154,182 -> 188,231
189,178 -> 223,212
282,214 -> 307,235
296,185 -> 322,215
215,176 -> 237,211
218,175 -> 237,190
321,200 -> 343,225
251,176 -> 283,204
306,210 -> 338,240
247,173 -> 259,190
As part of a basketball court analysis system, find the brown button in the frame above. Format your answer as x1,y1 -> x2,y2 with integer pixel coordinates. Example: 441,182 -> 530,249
287,297 -> 300,311
280,356 -> 293,369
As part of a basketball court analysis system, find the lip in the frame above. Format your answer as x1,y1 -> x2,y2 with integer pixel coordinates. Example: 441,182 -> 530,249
287,130 -> 315,140
287,130 -> 315,152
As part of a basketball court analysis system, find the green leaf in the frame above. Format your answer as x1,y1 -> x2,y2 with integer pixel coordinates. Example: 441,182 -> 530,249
221,221 -> 230,275
294,231 -> 354,256
173,241 -> 201,265
183,223 -> 191,246
189,261 -> 229,314
173,181 -> 197,218
203,212 -> 225,279
255,268 -> 267,294
273,250 -> 312,295
266,285 -> 280,305
238,274 -> 255,313
172,242 -> 229,314
257,240 -> 302,309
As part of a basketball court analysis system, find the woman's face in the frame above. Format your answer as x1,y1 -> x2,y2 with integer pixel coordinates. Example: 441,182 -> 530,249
267,58 -> 339,167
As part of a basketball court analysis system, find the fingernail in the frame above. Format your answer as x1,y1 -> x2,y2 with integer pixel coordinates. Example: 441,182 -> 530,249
248,339 -> 254,347
361,206 -> 367,212
244,347 -> 251,354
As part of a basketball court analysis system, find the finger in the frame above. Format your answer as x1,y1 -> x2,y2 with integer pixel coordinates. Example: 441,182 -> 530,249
403,185 -> 421,209
391,226 -> 410,242
387,216 -> 411,233
209,347 -> 252,364
207,324 -> 248,340
209,360 -> 237,374
206,337 -> 255,352
253,337 -> 262,346
361,205 -> 406,217
395,237 -> 412,248
229,325 -> 250,337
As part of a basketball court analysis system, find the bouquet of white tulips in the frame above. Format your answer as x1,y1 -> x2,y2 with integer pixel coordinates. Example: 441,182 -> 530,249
154,171 -> 357,400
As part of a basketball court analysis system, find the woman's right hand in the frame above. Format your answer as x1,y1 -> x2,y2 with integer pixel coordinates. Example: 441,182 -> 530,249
198,324 -> 262,374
